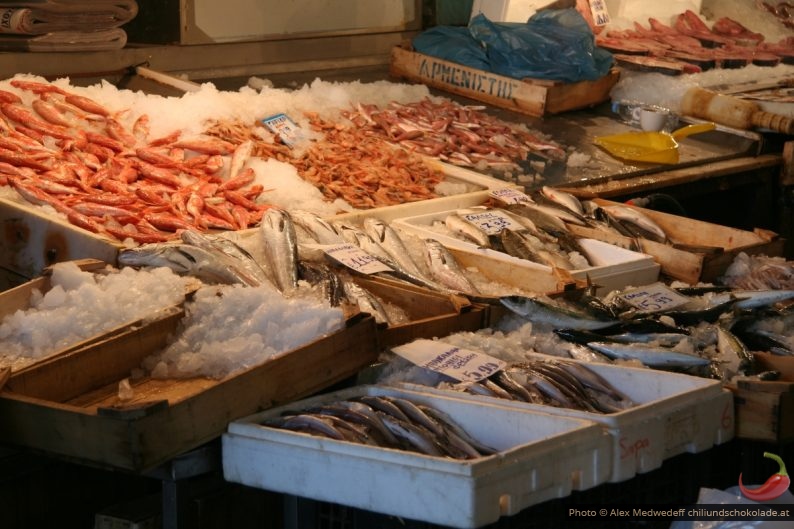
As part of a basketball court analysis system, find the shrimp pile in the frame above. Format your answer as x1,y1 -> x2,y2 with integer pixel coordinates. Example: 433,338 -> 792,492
0,80 -> 270,244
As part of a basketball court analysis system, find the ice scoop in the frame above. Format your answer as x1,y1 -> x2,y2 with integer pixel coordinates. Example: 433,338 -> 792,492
593,122 -> 716,165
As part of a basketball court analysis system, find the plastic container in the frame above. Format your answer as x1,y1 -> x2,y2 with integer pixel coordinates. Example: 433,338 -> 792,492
392,207 -> 660,295
223,384 -> 612,528
395,356 -> 734,483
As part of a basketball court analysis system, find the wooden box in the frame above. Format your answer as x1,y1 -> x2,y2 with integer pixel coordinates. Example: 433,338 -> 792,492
389,44 -> 620,117
569,199 -> 784,284
0,310 -> 379,472
351,275 -> 488,349
730,353 -> 794,443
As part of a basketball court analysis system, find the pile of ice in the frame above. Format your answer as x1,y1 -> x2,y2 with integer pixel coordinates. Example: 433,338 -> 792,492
0,262 -> 193,370
144,282 -> 346,379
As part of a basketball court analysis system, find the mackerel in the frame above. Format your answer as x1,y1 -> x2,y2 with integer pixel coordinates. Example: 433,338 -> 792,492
731,290 -> 794,310
500,295 -> 619,330
586,342 -> 711,368
258,208 -> 299,294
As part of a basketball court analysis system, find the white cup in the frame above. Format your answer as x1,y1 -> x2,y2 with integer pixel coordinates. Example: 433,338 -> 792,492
640,108 -> 668,132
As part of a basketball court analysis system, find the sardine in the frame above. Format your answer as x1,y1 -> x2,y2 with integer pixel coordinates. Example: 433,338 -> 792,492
387,397 -> 445,437
553,360 -> 633,405
422,239 -> 479,294
342,279 -> 391,325
601,205 -> 667,243
540,186 -> 584,215
336,400 -> 400,446
500,295 -> 618,330
363,218 -> 423,277
377,413 -> 443,457
492,370 -> 534,402
258,208 -> 299,294
291,210 -> 345,244
118,243 -> 258,286
418,405 -> 497,456
586,342 -> 711,368
180,229 -> 269,286
270,414 -> 345,440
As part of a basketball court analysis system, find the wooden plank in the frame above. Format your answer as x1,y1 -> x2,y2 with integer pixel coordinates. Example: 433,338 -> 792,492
389,45 -> 618,117
557,155 -> 784,198
0,367 -> 9,392
781,141 -> 794,187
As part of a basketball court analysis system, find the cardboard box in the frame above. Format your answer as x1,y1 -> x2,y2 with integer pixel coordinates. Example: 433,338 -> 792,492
390,45 -> 620,117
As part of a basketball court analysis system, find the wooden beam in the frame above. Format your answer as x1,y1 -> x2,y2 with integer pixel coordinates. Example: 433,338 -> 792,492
781,141 -> 794,187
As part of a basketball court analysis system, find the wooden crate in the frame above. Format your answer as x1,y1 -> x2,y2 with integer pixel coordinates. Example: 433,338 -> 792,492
389,44 -> 620,117
0,311 -> 379,472
351,275 -> 488,349
730,353 -> 794,443
569,199 -> 785,284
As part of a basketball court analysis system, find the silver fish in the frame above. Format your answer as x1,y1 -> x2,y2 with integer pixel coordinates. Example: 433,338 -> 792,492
715,326 -> 753,380
541,186 -> 584,215
291,210 -> 345,244
418,405 -> 497,456
342,280 -> 391,325
586,342 -> 710,368
336,400 -> 400,446
444,214 -> 490,247
732,290 -> 794,310
258,208 -> 299,294
387,397 -> 445,437
500,295 -> 618,330
377,414 -> 443,457
601,205 -> 667,243
363,218 -> 424,277
118,243 -> 258,286
422,239 -> 479,294
180,229 -> 269,286
506,203 -> 569,234
271,414 -> 345,440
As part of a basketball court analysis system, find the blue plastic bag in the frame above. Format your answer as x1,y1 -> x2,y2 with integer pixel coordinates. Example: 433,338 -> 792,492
469,9 -> 612,82
412,25 -> 491,71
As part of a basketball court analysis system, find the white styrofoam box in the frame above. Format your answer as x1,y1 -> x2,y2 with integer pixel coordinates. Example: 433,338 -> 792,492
396,358 -> 733,483
392,208 -> 660,295
470,0 -> 541,22
223,385 -> 611,528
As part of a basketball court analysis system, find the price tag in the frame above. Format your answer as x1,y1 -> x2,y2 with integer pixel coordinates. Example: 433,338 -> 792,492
588,0 -> 611,26
461,210 -> 524,235
322,243 -> 393,275
619,283 -> 691,313
391,339 -> 506,383
489,188 -> 531,205
261,113 -> 303,147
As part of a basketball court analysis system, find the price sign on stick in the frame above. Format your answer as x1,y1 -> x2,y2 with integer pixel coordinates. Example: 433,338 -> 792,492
619,283 -> 690,313
461,210 -> 524,235
261,113 -> 303,147
392,339 -> 506,383
490,188 -> 532,205
323,243 -> 393,274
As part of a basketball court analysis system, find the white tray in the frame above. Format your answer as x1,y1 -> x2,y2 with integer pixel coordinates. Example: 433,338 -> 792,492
392,207 -> 660,295
223,384 -> 611,528
396,356 -> 734,483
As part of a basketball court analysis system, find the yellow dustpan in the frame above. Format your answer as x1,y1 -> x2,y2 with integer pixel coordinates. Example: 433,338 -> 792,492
594,122 -> 716,165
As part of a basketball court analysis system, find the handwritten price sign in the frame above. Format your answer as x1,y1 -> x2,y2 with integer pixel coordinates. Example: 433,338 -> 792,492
489,188 -> 532,205
392,339 -> 506,383
323,243 -> 393,274
461,210 -> 523,235
619,283 -> 690,313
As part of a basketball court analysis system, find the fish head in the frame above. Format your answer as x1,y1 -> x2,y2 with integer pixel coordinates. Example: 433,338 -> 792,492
363,217 -> 388,243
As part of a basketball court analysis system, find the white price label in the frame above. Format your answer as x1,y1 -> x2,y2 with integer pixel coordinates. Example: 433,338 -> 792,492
461,210 -> 523,235
323,243 -> 393,274
391,339 -> 506,383
589,0 -> 611,26
261,113 -> 303,147
489,188 -> 531,205
619,283 -> 691,313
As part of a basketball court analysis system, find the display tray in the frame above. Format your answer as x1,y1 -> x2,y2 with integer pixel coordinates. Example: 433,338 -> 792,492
389,44 -> 620,117
0,161 -> 509,280
350,275 -> 488,349
392,207 -> 660,295
396,356 -> 734,483
223,384 -> 611,529
568,199 -> 785,284
729,353 -> 794,443
0,309 -> 379,472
